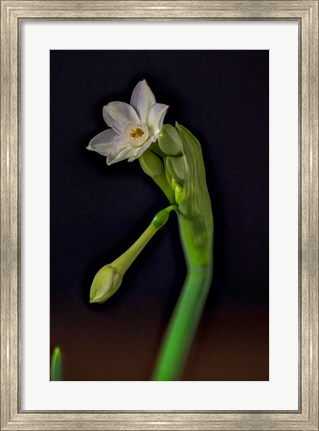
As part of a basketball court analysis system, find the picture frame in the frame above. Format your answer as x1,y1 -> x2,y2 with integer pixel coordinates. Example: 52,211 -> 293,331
1,1 -> 318,430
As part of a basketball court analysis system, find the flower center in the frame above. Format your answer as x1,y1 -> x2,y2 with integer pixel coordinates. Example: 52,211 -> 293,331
129,127 -> 144,139
123,122 -> 149,148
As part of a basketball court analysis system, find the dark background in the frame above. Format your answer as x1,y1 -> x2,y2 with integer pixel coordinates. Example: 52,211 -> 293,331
50,50 -> 269,381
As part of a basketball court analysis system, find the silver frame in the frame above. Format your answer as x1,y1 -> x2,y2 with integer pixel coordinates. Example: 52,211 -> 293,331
1,1 -> 318,430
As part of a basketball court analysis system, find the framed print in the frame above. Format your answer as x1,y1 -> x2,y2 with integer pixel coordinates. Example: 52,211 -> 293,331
50,50 -> 269,383
1,1 -> 318,430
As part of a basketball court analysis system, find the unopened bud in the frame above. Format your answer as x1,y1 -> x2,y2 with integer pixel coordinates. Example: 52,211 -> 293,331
89,206 -> 176,304
139,150 -> 164,177
158,124 -> 182,156
90,264 -> 123,303
165,156 -> 187,184
174,182 -> 184,205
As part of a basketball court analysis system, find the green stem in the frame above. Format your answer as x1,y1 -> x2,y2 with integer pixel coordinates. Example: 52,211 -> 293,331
152,124 -> 213,380
152,256 -> 212,381
151,123 -> 214,380
139,154 -> 176,204
90,205 -> 178,304
112,205 -> 177,273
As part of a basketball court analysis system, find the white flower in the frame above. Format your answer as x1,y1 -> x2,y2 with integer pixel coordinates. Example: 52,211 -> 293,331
87,80 -> 169,165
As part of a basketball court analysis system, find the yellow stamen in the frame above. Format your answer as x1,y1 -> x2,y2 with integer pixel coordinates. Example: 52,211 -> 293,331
130,127 -> 144,139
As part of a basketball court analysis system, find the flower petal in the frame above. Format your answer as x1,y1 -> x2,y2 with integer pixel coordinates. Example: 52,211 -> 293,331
128,137 -> 154,162
103,102 -> 139,133
130,80 -> 156,123
108,145 -> 141,165
148,103 -> 169,135
87,129 -> 122,155
87,129 -> 137,165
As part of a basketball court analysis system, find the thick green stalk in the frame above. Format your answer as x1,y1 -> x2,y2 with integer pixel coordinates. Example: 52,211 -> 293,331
153,259 -> 212,380
153,124 -> 214,380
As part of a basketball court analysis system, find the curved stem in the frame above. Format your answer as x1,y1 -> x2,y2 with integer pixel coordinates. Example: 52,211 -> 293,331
151,123 -> 214,380
90,205 -> 177,304
152,264 -> 212,381
112,205 -> 177,274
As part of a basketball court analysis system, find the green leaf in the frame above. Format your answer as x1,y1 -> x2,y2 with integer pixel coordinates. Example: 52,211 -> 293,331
51,347 -> 62,381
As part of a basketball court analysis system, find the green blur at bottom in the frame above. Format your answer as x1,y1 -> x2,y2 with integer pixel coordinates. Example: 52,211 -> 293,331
51,347 -> 63,381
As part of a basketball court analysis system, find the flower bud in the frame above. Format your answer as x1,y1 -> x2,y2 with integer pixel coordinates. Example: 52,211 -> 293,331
89,206 -> 176,304
158,124 -> 182,156
139,151 -> 164,177
174,182 -> 184,205
165,156 -> 187,184
90,264 -> 123,303
139,150 -> 175,203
